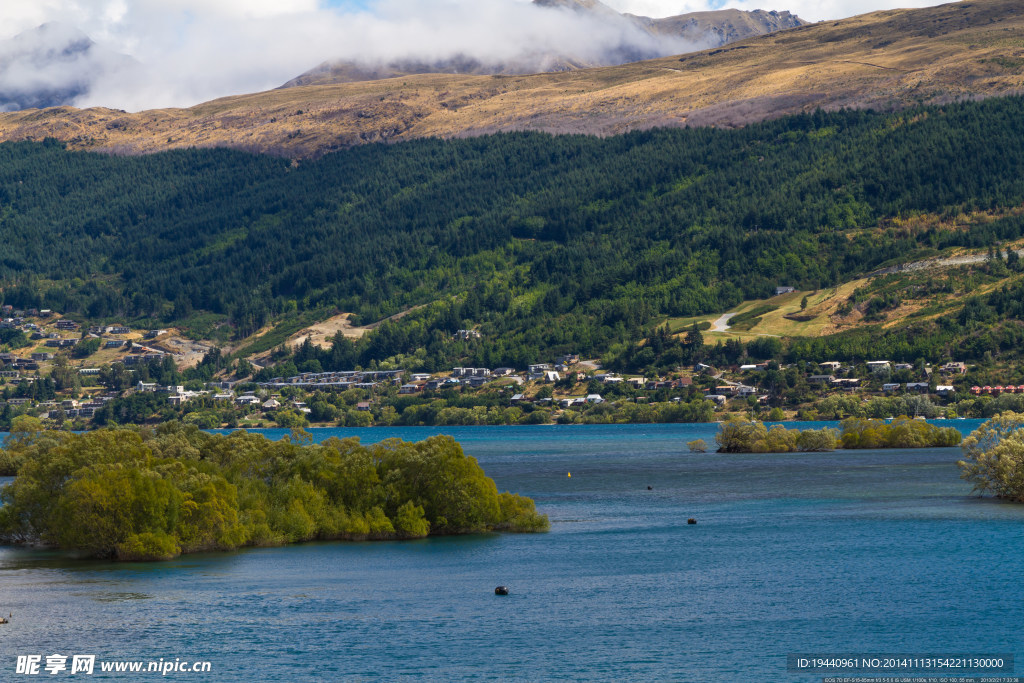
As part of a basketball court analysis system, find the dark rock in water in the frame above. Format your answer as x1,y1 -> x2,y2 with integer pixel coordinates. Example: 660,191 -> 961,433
647,485 -> 652,490
495,586 -> 510,595
687,518 -> 697,525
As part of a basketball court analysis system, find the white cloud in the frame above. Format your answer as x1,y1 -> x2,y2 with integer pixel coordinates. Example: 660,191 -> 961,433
0,0 -> 952,111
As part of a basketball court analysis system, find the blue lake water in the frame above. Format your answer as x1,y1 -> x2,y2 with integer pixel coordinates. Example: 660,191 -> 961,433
2,421 -> 1023,681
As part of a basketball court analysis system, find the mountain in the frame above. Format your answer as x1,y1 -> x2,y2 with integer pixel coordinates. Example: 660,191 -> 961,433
3,97 -> 1024,371
0,23 -> 137,112
280,2 -> 805,87
0,0 -> 1022,157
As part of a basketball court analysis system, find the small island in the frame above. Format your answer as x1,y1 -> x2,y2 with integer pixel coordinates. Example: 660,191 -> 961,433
714,415 -> 962,453
0,419 -> 549,561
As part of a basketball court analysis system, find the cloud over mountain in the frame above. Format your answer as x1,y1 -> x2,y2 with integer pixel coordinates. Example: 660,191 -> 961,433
0,0 -> 944,112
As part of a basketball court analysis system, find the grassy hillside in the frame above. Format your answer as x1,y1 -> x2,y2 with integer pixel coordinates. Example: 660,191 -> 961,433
0,0 -> 1022,158
2,96 -> 1024,373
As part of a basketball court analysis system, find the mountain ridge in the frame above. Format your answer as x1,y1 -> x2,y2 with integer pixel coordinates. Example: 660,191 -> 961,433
280,3 -> 806,88
0,0 -> 1021,158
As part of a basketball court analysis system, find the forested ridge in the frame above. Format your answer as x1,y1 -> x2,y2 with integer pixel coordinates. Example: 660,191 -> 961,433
5,97 -> 1024,368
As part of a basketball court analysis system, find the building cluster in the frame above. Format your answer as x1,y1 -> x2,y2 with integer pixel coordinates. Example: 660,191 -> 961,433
0,302 -> 993,427
969,385 -> 1024,395
257,370 -> 405,390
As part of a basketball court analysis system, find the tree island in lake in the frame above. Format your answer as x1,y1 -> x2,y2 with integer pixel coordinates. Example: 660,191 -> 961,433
714,415 -> 962,453
0,420 -> 548,561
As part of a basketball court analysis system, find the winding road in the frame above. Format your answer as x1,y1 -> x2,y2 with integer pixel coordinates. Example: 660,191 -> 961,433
710,313 -> 736,333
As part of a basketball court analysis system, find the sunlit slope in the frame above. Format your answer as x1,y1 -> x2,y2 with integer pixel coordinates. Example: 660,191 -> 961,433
0,0 -> 1021,158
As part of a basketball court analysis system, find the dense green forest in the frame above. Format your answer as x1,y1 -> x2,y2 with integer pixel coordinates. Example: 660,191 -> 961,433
0,419 -> 548,560
5,97 -> 1024,369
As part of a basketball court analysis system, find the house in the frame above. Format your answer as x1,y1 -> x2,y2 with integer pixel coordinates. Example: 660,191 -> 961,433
543,371 -> 561,383
740,364 -> 767,372
167,394 -> 191,408
399,384 -> 421,394
626,377 -> 645,387
213,393 -> 234,401
774,286 -> 796,296
137,382 -> 157,392
907,382 -> 930,393
705,394 -> 727,405
410,373 -> 432,382
78,368 -> 100,375
235,395 -> 261,406
527,363 -> 551,379
105,340 -> 127,348
557,354 -> 580,365
455,329 -> 482,340
882,383 -> 901,393
0,371 -> 19,379
559,397 -> 586,407
866,361 -> 892,372
894,363 -> 914,371
832,378 -> 861,391
39,310 -> 52,317
356,401 -> 372,411
809,375 -> 835,384
262,398 -> 281,409
737,385 -> 758,397
55,320 -> 78,330
585,394 -> 605,404
106,325 -> 131,335
510,393 -> 528,404
31,352 -> 54,361
492,367 -> 515,377
145,329 -> 168,338
941,362 -> 968,375
712,386 -> 738,396
935,384 -> 955,397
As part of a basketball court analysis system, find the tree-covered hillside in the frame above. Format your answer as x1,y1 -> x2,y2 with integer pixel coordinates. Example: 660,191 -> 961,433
4,97 -> 1024,367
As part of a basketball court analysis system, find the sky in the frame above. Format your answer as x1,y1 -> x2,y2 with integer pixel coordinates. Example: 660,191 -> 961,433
0,0 -> 952,112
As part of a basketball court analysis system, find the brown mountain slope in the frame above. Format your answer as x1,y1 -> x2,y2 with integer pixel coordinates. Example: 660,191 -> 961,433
1,0 -> 1022,158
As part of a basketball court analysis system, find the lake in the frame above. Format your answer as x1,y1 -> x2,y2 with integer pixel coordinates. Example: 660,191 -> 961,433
2,422 -> 1023,681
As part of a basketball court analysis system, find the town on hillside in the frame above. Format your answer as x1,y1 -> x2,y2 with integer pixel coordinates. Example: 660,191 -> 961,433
0,306 -> 1006,429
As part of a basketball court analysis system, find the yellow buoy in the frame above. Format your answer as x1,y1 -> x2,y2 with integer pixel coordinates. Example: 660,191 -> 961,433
567,472 -> 571,478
